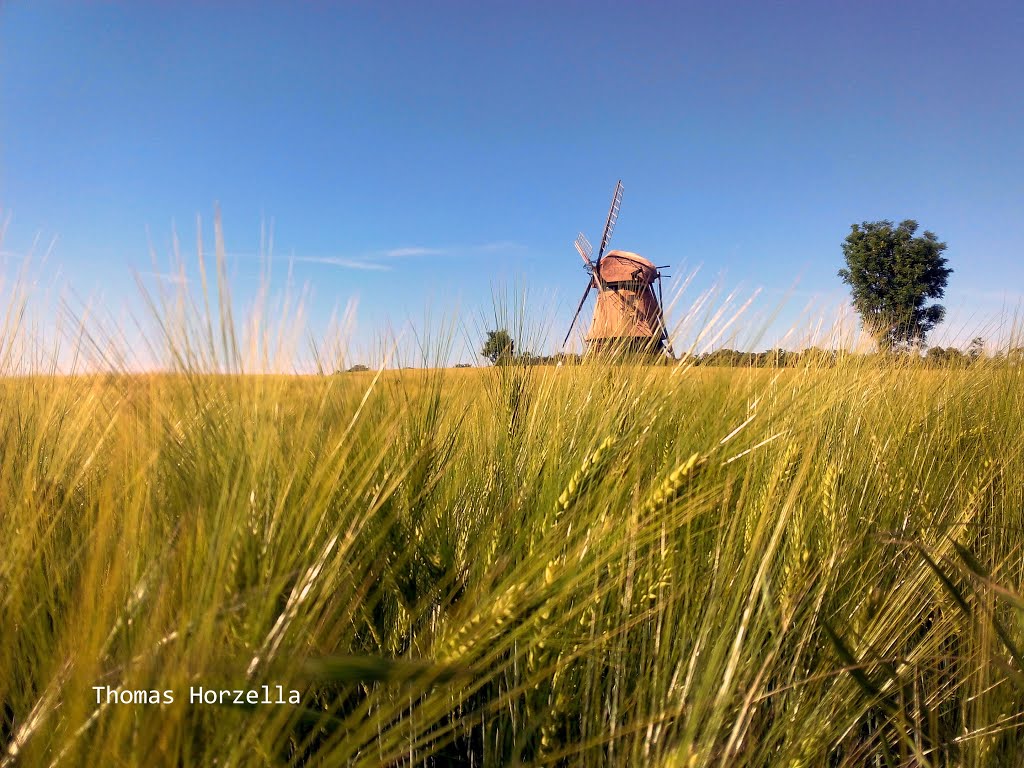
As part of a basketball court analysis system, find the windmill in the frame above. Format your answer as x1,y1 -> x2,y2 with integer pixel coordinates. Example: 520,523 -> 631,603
562,180 -> 672,357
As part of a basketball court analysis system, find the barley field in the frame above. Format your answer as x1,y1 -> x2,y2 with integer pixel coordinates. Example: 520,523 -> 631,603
2,292 -> 1024,766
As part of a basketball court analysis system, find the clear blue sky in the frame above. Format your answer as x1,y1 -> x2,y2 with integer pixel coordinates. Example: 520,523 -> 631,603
2,2 -> 1022,366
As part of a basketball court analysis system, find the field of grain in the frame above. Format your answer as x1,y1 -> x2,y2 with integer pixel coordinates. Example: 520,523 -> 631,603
2,341 -> 1023,766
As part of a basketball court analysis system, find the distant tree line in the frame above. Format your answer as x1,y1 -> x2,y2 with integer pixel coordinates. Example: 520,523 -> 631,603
692,341 -> 1024,368
479,327 -> 1024,370
339,342 -> 1023,373
692,348 -> 836,368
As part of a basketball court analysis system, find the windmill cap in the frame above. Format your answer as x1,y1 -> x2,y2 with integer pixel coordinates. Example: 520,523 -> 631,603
598,251 -> 658,283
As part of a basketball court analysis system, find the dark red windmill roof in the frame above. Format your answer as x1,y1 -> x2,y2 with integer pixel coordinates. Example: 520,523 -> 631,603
597,251 -> 658,284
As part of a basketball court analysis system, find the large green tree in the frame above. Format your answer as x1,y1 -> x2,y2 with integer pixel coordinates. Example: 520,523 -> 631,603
481,329 -> 515,364
838,219 -> 951,350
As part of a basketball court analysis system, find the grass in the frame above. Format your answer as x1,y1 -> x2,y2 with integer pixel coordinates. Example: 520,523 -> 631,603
2,259 -> 1024,765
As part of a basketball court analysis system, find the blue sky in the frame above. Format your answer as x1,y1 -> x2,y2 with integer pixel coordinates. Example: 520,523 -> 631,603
1,2 -> 1022,366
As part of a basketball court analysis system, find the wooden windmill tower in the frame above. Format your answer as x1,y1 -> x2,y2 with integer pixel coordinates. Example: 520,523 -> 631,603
562,181 -> 672,356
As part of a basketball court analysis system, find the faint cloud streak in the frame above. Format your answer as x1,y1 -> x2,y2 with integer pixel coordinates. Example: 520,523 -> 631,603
381,247 -> 447,258
291,256 -> 393,272
377,241 -> 523,259
475,240 -> 522,252
255,241 -> 522,272
140,270 -> 190,285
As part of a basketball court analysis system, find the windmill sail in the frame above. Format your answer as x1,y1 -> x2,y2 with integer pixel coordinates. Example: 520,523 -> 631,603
575,232 -> 594,267
595,180 -> 624,268
563,279 -> 595,346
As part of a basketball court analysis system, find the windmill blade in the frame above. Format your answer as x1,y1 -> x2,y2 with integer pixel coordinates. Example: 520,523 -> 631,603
562,280 -> 594,347
595,180 -> 624,264
574,241 -> 591,268
654,275 -> 674,355
650,280 -> 667,337
574,232 -> 594,267
577,232 -> 593,258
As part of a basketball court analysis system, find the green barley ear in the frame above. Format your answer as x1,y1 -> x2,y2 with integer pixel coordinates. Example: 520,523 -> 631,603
748,441 -> 800,547
820,460 -> 841,539
555,435 -> 616,514
641,452 -> 706,515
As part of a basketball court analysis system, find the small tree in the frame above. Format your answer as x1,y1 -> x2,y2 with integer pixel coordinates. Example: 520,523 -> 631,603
481,329 -> 515,364
838,220 -> 951,350
968,336 -> 985,361
926,347 -> 949,367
